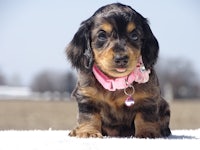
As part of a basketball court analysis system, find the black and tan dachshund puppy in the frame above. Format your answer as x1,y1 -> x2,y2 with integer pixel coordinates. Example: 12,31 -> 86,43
66,3 -> 171,138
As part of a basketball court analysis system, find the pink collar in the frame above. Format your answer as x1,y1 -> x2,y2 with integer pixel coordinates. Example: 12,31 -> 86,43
92,57 -> 150,91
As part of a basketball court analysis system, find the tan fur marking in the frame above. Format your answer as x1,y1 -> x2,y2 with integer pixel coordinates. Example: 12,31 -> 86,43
115,90 -> 152,107
127,22 -> 136,33
101,23 -> 113,33
133,91 -> 152,101
79,86 -> 104,101
79,86 -> 119,106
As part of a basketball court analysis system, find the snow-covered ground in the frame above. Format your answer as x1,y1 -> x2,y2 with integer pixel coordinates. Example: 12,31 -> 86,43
0,129 -> 199,150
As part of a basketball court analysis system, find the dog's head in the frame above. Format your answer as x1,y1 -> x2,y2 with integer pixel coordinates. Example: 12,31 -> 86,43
66,3 -> 159,77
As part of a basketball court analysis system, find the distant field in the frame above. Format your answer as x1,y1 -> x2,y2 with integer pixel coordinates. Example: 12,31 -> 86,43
0,100 -> 199,130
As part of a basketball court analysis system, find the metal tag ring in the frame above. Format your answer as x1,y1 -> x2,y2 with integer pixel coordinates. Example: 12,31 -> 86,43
124,84 -> 135,96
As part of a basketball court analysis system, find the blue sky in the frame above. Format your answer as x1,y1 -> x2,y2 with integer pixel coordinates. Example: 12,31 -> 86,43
0,0 -> 199,85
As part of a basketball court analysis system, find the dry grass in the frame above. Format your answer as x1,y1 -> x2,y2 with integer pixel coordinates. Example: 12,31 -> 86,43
0,99 -> 199,130
0,100 -> 77,130
170,100 -> 200,129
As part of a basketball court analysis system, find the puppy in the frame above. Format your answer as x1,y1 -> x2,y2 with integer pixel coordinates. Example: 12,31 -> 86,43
66,3 -> 171,138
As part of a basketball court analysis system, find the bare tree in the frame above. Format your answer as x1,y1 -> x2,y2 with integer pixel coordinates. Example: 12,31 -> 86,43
156,58 -> 200,99
30,70 -> 76,93
63,72 -> 76,93
0,70 -> 6,85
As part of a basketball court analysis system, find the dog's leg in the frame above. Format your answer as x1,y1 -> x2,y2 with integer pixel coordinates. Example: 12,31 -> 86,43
69,113 -> 102,138
134,112 -> 161,138
69,102 -> 103,138
134,98 -> 171,138
158,98 -> 171,137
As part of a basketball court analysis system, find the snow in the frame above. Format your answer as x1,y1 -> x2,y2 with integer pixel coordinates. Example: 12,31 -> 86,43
0,129 -> 199,150
0,86 -> 31,97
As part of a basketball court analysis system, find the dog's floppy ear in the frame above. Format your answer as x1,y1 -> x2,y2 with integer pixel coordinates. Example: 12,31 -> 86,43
66,19 -> 93,71
140,17 -> 159,69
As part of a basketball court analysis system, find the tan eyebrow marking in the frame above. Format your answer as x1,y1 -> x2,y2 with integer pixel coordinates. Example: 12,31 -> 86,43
100,22 -> 113,33
127,22 -> 136,32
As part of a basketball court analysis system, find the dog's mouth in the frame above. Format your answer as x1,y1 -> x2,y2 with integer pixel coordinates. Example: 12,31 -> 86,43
115,67 -> 127,73
110,65 -> 135,77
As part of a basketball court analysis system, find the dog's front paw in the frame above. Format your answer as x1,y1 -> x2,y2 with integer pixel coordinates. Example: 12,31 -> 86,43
135,131 -> 161,138
135,129 -> 161,138
69,127 -> 103,138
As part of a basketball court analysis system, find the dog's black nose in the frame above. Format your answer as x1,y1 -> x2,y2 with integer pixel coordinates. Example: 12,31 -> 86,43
114,55 -> 129,66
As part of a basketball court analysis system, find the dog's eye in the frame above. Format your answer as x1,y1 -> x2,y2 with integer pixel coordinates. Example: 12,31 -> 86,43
97,31 -> 107,41
129,32 -> 138,41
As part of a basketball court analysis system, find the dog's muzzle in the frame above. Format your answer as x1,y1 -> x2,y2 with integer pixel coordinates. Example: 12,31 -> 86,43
114,54 -> 129,67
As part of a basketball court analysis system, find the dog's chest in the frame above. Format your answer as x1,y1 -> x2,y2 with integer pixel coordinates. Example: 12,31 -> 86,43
100,99 -> 136,129
99,92 -> 136,123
